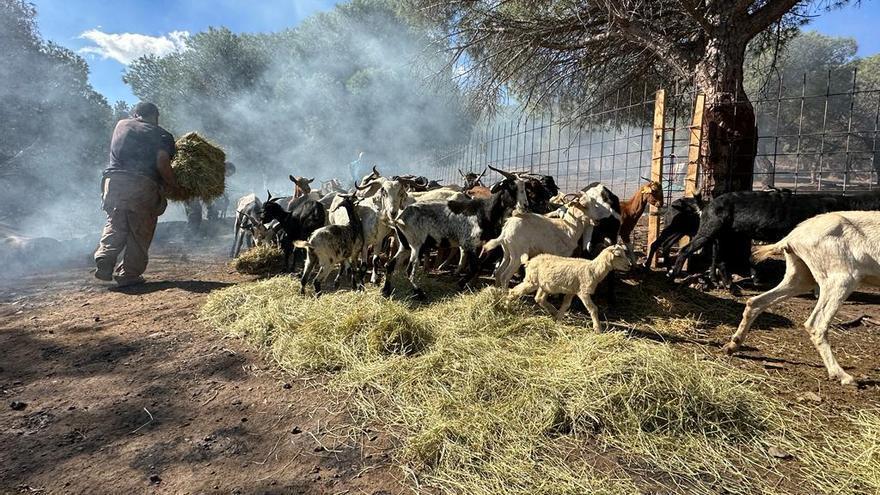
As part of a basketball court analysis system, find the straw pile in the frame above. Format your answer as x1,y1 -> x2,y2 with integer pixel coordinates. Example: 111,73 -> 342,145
165,132 -> 226,201
199,277 -> 880,494
231,245 -> 285,275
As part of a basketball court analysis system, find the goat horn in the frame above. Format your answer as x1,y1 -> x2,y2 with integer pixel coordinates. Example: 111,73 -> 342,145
488,165 -> 515,180
458,168 -> 465,178
372,165 -> 380,176
266,189 -> 273,202
307,177 -> 314,183
477,167 -> 488,179
562,193 -> 580,202
640,176 -> 652,182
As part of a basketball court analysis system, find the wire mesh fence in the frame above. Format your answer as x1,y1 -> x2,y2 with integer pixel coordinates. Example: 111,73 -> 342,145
416,69 -> 880,202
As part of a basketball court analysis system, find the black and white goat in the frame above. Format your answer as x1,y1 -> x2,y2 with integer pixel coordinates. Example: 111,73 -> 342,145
580,182 -> 621,257
331,174 -> 411,283
381,166 -> 530,299
295,194 -> 365,295
260,191 -> 327,271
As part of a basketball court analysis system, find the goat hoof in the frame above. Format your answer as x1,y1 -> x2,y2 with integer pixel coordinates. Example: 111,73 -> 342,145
838,373 -> 856,386
722,342 -> 739,355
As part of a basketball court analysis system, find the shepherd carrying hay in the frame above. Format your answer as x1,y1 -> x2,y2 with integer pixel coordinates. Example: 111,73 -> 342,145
93,102 -> 183,288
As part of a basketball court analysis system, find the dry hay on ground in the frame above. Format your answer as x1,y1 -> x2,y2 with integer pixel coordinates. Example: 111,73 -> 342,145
201,277 -> 880,495
231,245 -> 285,276
165,132 -> 226,202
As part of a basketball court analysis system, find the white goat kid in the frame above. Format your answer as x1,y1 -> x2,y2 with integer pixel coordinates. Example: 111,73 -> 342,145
723,211 -> 880,386
507,245 -> 632,330
483,193 -> 592,288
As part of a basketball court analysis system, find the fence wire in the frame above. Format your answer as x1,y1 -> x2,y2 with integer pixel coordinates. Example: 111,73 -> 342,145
417,70 -> 880,202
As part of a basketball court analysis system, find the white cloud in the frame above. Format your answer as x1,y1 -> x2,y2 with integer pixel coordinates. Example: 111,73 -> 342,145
78,29 -> 189,65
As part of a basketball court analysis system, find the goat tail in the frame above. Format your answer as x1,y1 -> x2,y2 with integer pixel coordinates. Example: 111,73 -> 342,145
293,240 -> 312,250
520,254 -> 531,266
752,241 -> 784,263
480,237 -> 502,257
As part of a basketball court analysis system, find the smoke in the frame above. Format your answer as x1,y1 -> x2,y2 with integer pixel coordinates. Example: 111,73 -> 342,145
0,0 -> 474,276
123,0 -> 475,204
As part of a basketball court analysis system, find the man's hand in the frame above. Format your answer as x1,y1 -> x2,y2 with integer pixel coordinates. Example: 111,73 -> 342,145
156,150 -> 181,195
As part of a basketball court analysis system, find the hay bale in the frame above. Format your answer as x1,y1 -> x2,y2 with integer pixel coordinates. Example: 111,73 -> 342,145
231,245 -> 285,275
165,132 -> 226,202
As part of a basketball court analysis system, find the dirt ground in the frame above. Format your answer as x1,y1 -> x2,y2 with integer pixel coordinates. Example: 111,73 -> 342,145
0,239 -> 406,495
2,226 -> 880,494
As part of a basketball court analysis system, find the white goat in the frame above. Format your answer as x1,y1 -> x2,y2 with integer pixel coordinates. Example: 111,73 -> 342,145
507,245 -> 632,330
723,211 -> 880,386
329,177 -> 409,283
482,193 -> 592,288
231,193 -> 276,258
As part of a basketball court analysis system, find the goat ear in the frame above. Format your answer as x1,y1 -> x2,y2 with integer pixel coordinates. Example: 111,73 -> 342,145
447,199 -> 480,216
289,175 -> 296,183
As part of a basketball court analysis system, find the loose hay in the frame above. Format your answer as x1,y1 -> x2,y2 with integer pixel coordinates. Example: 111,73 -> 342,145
201,278 -> 876,494
165,132 -> 226,201
231,245 -> 284,275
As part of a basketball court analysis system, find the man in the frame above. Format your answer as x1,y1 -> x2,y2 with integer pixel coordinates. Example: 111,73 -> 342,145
349,151 -> 370,187
94,102 -> 179,287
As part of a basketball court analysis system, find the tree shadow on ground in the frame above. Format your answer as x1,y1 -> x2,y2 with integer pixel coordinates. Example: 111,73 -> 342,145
111,280 -> 233,295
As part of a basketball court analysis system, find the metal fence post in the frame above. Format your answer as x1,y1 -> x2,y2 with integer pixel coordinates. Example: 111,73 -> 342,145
647,89 -> 666,261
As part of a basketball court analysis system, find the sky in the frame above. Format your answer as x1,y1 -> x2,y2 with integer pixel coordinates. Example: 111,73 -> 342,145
30,0 -> 342,103
28,0 -> 880,105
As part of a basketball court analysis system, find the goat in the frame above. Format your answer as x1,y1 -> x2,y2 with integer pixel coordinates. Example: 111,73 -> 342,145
618,180 -> 663,253
408,188 -> 469,204
722,211 -> 880,386
671,190 -> 880,287
260,191 -> 327,271
580,182 -> 621,257
294,194 -> 365,295
289,175 -> 321,202
507,245 -> 632,330
333,174 -> 410,283
231,193 -> 275,258
459,168 -> 487,190
643,194 -> 705,270
482,193 -> 593,288
382,166 -> 529,299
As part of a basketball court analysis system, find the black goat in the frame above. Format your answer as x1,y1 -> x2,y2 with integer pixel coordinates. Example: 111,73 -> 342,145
671,190 -> 880,287
260,191 -> 327,271
643,194 -> 705,270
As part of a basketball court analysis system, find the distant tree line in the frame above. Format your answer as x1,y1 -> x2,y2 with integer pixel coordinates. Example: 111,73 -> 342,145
0,0 -> 120,231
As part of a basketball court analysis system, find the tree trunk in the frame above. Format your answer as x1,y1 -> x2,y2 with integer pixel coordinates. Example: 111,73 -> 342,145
694,37 -> 757,199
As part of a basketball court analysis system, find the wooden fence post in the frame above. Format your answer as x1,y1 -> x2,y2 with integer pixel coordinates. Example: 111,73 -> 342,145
647,89 -> 666,267
678,94 -> 706,269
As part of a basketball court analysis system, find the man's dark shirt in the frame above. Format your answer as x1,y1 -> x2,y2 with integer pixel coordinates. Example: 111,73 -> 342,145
105,117 -> 175,183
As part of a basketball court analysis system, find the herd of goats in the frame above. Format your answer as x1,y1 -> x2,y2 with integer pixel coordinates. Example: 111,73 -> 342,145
229,165 -> 880,386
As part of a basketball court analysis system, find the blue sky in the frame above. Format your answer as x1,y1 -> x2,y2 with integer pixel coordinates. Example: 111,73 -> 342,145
29,0 -> 880,105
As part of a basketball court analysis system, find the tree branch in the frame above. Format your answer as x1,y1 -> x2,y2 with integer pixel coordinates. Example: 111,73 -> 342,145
746,0 -> 804,38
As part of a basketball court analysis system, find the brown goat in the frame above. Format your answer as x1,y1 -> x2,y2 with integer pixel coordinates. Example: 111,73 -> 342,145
619,181 -> 663,250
